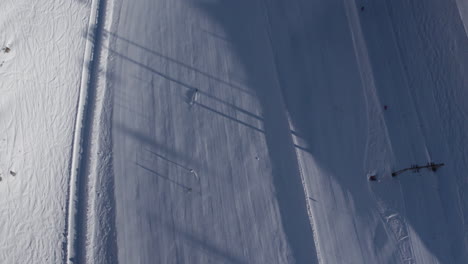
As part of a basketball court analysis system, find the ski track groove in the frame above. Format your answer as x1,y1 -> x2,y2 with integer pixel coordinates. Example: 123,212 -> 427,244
65,0 -> 108,263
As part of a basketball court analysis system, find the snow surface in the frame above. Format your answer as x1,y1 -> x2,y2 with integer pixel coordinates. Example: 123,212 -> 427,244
1,0 -> 467,263
0,0 -> 91,263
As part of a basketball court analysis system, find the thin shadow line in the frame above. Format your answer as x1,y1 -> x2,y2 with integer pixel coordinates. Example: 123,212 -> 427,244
144,148 -> 192,172
195,102 -> 264,134
199,91 -> 263,121
128,72 -> 262,122
110,48 -> 263,126
114,123 -> 206,171
293,144 -> 311,153
109,49 -> 264,135
108,48 -> 198,91
290,130 -> 312,141
104,30 -> 253,95
136,162 -> 195,192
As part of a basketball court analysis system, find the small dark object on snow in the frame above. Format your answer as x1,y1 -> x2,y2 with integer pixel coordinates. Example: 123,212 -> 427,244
0,176 -> 2,182
369,175 -> 377,181
10,170 -> 16,176
384,105 -> 388,110
361,6 -> 365,11
428,162 -> 444,171
2,47 -> 10,53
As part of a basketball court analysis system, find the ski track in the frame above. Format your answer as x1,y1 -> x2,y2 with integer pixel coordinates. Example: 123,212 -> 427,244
65,0 -> 109,263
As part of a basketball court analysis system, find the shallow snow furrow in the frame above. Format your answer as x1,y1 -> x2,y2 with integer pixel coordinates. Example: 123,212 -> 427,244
65,0 -> 108,263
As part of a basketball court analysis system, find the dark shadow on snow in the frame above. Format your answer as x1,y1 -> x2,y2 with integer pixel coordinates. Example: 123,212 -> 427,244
100,29 -> 253,96
192,0 -> 467,263
214,0 -> 467,263
108,48 -> 266,135
135,162 -> 198,193
194,102 -> 264,133
191,0 -> 320,263
87,0 -> 466,262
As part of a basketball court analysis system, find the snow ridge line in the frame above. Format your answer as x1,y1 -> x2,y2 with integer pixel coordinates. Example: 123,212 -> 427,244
258,0 -> 321,263
290,123 -> 324,264
65,0 -> 107,263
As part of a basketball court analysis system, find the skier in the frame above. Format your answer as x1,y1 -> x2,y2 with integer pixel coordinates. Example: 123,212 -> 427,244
189,88 -> 199,106
189,168 -> 199,181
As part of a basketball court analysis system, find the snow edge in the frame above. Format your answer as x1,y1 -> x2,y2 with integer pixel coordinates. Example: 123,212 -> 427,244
65,0 -> 105,263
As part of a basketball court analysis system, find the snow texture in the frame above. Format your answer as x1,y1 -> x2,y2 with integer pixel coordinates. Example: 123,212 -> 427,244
0,0 -> 91,263
1,0 -> 467,264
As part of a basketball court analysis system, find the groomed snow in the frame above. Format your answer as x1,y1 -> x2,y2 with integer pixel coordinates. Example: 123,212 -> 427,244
1,0 -> 467,263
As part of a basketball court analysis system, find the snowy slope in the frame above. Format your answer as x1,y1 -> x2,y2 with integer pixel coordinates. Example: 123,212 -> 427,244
104,0 -> 317,263
262,0 -> 468,263
1,0 -> 467,263
78,0 -> 465,263
0,0 -> 91,263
